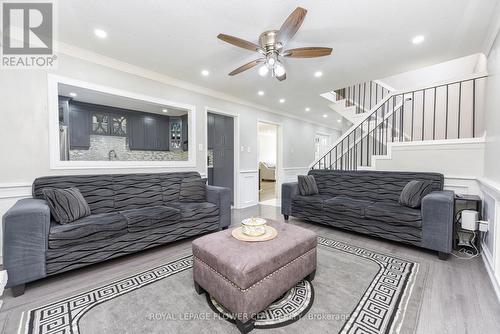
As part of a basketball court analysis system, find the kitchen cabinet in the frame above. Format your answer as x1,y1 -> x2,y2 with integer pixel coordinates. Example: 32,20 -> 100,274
129,115 -> 169,151
181,114 -> 188,151
68,103 -> 90,149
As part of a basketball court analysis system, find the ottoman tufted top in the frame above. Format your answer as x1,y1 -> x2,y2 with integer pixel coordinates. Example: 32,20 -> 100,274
192,220 -> 317,290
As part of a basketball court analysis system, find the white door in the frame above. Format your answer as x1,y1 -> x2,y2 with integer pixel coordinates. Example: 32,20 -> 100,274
315,134 -> 330,169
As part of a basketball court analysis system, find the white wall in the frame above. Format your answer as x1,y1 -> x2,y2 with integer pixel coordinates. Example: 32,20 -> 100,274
481,14 -> 500,300
0,51 -> 339,257
379,53 -> 487,91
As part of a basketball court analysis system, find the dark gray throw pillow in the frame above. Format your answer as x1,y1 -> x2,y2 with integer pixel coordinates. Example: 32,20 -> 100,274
298,175 -> 319,196
179,177 -> 207,202
399,180 -> 433,208
42,187 -> 91,224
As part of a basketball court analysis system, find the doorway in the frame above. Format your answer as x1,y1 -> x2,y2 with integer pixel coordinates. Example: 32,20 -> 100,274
315,133 -> 330,169
207,112 -> 235,204
258,122 -> 279,205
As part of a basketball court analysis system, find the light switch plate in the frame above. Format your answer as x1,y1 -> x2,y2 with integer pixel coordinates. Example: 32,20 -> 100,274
198,144 -> 203,151
241,146 -> 245,152
247,147 -> 251,153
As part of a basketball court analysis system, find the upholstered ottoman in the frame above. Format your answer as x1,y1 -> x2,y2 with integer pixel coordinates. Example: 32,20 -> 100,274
192,221 -> 317,333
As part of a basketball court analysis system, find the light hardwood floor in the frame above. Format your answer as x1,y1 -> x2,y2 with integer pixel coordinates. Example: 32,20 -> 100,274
1,205 -> 499,333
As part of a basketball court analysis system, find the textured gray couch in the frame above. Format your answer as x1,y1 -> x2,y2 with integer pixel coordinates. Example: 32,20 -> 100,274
3,172 -> 231,296
282,170 -> 454,259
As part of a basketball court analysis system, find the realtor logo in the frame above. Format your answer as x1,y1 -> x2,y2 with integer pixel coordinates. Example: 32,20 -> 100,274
1,1 -> 57,68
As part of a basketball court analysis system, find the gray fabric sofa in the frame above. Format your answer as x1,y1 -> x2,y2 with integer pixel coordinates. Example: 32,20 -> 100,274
282,170 -> 454,259
3,172 -> 231,296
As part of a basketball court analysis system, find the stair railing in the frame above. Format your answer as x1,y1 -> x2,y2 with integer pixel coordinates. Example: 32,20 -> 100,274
334,81 -> 392,114
312,74 -> 488,170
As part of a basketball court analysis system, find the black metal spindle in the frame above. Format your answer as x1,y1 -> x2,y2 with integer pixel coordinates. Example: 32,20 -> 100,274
411,91 -> 415,141
367,115 -> 370,165
445,85 -> 449,139
392,96 -> 396,142
363,82 -> 367,112
358,84 -> 361,114
472,79 -> 476,137
400,95 -> 404,142
458,82 -> 462,138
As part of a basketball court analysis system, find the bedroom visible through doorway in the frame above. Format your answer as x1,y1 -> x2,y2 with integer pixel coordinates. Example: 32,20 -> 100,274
258,122 -> 278,205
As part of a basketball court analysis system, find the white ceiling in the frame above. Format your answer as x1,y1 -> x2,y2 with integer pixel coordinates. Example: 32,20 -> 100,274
56,0 -> 499,127
58,84 -> 188,116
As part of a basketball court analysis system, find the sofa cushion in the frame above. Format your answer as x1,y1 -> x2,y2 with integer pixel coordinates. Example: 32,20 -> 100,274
298,175 -> 319,196
399,180 -> 433,208
179,177 -> 207,202
168,202 -> 219,223
324,196 -> 374,217
365,202 -> 422,228
48,212 -> 128,249
120,206 -> 180,232
42,187 -> 91,224
112,174 -> 164,211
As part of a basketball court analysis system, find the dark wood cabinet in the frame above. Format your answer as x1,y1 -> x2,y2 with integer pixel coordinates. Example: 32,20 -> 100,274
181,114 -> 188,151
68,103 -> 90,149
129,115 -> 169,151
62,98 -> 180,152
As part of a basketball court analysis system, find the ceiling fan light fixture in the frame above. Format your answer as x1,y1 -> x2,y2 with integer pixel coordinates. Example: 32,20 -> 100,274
258,65 -> 269,76
274,62 -> 286,77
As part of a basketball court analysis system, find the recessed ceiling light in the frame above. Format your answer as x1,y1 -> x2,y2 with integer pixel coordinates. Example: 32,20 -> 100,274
201,69 -> 210,76
323,114 -> 328,118
305,107 -> 311,112
94,29 -> 107,39
279,98 -> 285,103
412,35 -> 425,45
69,92 -> 77,97
258,90 -> 264,96
314,71 -> 323,78
162,109 -> 168,113
337,119 -> 342,123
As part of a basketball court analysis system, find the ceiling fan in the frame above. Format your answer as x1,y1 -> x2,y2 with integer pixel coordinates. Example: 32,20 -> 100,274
217,7 -> 332,81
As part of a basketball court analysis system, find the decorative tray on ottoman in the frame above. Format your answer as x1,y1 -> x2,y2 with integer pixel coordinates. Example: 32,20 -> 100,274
232,217 -> 278,242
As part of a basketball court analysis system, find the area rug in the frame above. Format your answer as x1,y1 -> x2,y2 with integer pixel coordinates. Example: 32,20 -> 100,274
24,236 -> 427,334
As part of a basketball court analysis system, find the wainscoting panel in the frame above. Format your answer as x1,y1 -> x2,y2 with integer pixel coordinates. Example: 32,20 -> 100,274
0,183 -> 33,260
237,170 -> 259,209
478,178 -> 500,302
444,176 -> 480,195
282,167 -> 309,183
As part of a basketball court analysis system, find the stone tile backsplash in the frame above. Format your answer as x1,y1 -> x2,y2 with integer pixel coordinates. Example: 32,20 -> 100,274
69,135 -> 188,161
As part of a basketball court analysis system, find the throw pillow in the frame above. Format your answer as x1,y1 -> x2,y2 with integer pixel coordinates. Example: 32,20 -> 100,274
179,177 -> 207,202
399,180 -> 433,208
42,187 -> 91,224
298,175 -> 319,196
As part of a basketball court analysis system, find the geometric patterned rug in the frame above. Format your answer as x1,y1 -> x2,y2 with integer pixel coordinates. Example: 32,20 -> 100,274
24,235 -> 421,334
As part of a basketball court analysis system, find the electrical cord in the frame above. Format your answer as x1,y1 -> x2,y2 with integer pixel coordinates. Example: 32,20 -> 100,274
451,231 -> 483,260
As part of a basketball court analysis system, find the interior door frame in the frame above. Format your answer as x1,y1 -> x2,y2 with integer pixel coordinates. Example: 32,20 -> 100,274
256,119 -> 283,202
204,107 -> 240,207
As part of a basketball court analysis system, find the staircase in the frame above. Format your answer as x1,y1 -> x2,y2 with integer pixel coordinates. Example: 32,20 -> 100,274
311,74 -> 487,170
324,81 -> 392,124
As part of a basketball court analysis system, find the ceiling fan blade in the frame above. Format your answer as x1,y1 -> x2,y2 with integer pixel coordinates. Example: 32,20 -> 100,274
276,72 -> 287,81
277,7 -> 308,44
284,47 -> 333,58
217,33 -> 262,52
229,59 -> 264,76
